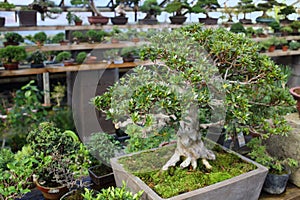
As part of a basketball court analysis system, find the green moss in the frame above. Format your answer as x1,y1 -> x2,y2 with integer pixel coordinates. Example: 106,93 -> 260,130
119,144 -> 256,198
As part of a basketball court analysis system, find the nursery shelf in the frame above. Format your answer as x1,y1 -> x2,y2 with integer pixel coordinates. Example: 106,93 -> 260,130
24,42 -> 149,52
261,50 -> 300,57
0,61 -> 145,77
0,24 -> 182,32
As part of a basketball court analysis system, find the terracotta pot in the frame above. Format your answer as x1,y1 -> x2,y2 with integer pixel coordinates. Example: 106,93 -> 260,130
169,16 -> 187,25
35,180 -> 68,200
88,16 -> 109,25
268,45 -> 276,52
131,37 -> 140,43
75,21 -> 83,26
289,87 -> 300,117
111,38 -> 119,44
282,45 -> 289,51
3,62 -> 19,70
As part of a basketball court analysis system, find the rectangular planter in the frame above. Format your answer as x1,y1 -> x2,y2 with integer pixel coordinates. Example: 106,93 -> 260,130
88,165 -> 116,190
111,145 -> 268,200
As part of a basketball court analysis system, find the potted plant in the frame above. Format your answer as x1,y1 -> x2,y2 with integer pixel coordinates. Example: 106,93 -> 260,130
51,32 -> 68,45
0,46 -> 27,70
33,31 -> 48,46
245,27 -> 257,38
289,41 -> 300,51
165,0 -> 192,24
26,122 -> 91,199
27,49 -> 47,68
247,138 -> 298,194
255,0 -> 279,24
86,30 -> 105,43
229,22 -> 246,34
55,51 -> 73,66
92,23 -> 295,199
279,5 -> 296,24
86,132 -> 122,190
70,0 -> 109,25
280,25 -> 293,36
18,7 -> 37,27
120,46 -> 139,62
268,20 -> 281,34
71,31 -> 85,44
236,0 -> 255,24
279,38 -> 288,51
76,52 -> 87,65
66,11 -> 83,25
139,0 -> 162,25
111,3 -> 128,25
191,0 -> 220,25
290,21 -> 300,35
3,32 -> 24,46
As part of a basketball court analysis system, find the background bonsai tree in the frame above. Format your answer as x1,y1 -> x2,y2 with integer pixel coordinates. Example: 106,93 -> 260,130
236,0 -> 256,21
139,0 -> 162,20
92,24 -> 294,171
165,0 -> 191,17
191,0 -> 220,19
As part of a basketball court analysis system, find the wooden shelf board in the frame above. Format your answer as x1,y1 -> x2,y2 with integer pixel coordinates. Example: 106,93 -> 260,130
24,41 -> 148,52
0,62 -> 144,77
261,50 -> 300,57
0,24 -> 182,32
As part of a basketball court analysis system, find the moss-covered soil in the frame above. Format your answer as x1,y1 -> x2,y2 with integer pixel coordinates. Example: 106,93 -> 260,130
119,143 -> 257,198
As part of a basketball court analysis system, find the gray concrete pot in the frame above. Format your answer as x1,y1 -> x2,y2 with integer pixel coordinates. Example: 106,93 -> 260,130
111,145 -> 268,200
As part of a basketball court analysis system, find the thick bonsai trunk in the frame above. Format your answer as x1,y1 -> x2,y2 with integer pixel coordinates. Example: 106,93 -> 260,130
162,107 -> 216,171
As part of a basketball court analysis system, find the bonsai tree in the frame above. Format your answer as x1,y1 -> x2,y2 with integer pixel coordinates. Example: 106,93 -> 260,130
0,46 -> 27,64
229,22 -> 246,34
55,51 -> 72,62
33,31 -> 47,46
165,0 -> 191,17
28,0 -> 62,21
71,31 -> 84,44
255,0 -> 283,23
268,20 -> 281,33
76,52 -> 87,64
279,5 -> 296,21
139,0 -> 162,20
27,49 -> 47,68
86,30 -> 105,43
191,0 -> 220,19
4,32 -> 24,45
51,32 -> 67,44
66,11 -> 83,25
92,24 -> 294,171
236,0 -> 256,22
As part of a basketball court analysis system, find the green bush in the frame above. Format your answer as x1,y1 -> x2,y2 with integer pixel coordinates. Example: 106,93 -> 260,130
76,51 -> 87,64
33,31 -> 47,43
55,51 -> 72,62
4,32 -> 24,43
229,22 -> 246,33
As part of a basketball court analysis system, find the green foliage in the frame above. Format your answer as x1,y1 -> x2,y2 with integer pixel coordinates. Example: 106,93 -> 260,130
27,49 -> 47,64
86,132 -> 121,165
268,21 -> 281,32
139,0 -> 161,16
289,41 -> 300,50
72,31 -> 85,40
120,46 -> 140,58
93,23 -> 295,157
33,31 -> 47,43
290,20 -> 300,29
51,32 -> 65,43
165,0 -> 191,16
4,32 -> 24,43
66,11 -> 82,24
2,80 -> 48,152
76,52 -> 87,64
191,0 -> 220,16
51,82 -> 66,107
0,46 -> 27,63
0,2 -> 15,9
247,138 -> 298,174
55,51 -> 72,62
81,182 -> 143,200
229,22 -> 246,33
48,106 -> 75,131
0,148 -> 14,170
0,146 -> 39,200
280,26 -> 293,34
120,144 -> 255,198
87,30 -> 98,41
